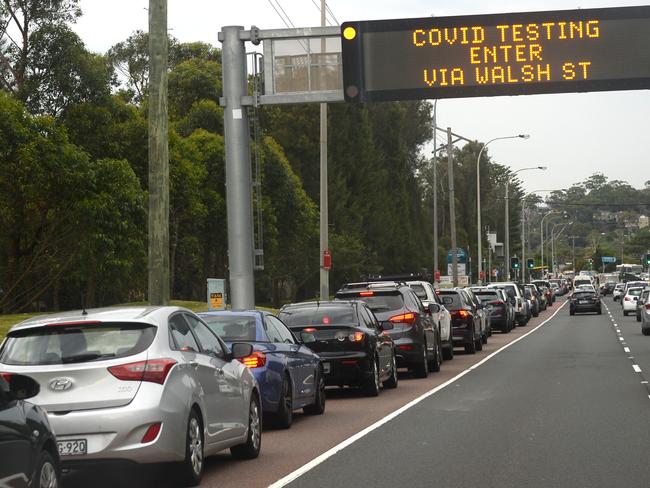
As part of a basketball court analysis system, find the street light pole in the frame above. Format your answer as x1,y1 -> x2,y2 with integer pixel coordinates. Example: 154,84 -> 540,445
540,210 -> 556,279
505,166 -> 546,281
476,134 -> 529,284
432,100 -> 439,281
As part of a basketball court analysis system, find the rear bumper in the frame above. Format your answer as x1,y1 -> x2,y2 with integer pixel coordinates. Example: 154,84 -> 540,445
570,302 -> 600,312
318,352 -> 373,386
451,325 -> 473,346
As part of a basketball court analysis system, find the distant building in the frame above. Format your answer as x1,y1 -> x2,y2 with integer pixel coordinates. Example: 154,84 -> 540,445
640,215 -> 649,229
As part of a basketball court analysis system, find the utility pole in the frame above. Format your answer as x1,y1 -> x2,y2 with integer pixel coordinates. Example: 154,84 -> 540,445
148,0 -> 170,305
447,128 -> 459,287
221,26 -> 255,310
319,0 -> 329,300
504,180 -> 511,281
432,100 -> 439,282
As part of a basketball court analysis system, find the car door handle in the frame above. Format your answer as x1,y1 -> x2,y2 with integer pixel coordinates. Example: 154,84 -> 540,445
215,367 -> 224,376
189,361 -> 199,369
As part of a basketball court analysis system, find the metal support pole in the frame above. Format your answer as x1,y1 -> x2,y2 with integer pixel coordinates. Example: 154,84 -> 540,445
432,100 -> 439,282
447,128 -> 458,287
319,0 -> 329,300
476,146 -> 485,284
221,26 -> 255,310
148,0 -> 170,305
521,202 -> 526,283
505,179 -> 510,281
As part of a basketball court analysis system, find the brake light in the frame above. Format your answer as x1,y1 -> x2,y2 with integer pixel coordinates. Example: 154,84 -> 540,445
141,422 -> 162,443
349,331 -> 365,342
239,351 -> 266,368
359,291 -> 375,297
389,312 -> 417,324
342,359 -> 358,365
645,304 -> 650,310
322,316 -> 330,324
108,358 -> 177,385
47,320 -> 102,327
0,372 -> 12,383
397,344 -> 414,351
303,327 -> 316,333
489,300 -> 504,306
452,310 -> 470,319
625,297 -> 630,301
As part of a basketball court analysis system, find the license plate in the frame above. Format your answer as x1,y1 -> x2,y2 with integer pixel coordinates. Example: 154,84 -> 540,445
579,300 -> 588,304
57,439 -> 87,456
322,362 -> 330,374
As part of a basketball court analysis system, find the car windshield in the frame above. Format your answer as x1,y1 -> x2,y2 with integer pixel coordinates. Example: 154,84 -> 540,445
0,323 -> 156,365
202,315 -> 258,341
279,307 -> 356,326
408,284 -> 428,299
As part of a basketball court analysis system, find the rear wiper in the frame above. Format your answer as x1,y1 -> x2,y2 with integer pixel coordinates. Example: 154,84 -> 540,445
62,353 -> 102,363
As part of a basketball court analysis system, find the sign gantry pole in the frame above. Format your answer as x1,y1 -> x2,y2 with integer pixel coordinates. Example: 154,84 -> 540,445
221,26 -> 255,311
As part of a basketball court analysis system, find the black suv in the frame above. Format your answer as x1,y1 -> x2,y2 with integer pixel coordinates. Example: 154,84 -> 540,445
278,300 -> 398,396
0,373 -> 61,488
335,283 -> 441,378
437,288 -> 483,354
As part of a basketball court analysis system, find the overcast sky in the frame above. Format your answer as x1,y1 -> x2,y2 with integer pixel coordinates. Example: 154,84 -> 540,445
73,0 -> 649,195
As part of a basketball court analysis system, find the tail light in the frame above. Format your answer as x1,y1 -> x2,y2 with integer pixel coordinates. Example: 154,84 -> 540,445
239,351 -> 266,368
489,300 -> 504,306
645,303 -> 650,310
141,422 -> 162,443
108,358 -> 177,385
303,327 -> 316,333
625,297 -> 630,301
349,331 -> 365,342
0,372 -> 12,383
452,310 -> 470,319
359,291 -> 375,297
389,312 -> 417,324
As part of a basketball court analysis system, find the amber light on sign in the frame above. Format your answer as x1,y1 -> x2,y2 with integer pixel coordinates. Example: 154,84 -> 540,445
341,6 -> 650,102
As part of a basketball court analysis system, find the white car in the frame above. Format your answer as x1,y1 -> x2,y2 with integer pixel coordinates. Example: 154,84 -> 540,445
622,287 -> 644,316
406,280 -> 454,360
576,284 -> 597,293
0,306 -> 262,486
613,283 -> 626,301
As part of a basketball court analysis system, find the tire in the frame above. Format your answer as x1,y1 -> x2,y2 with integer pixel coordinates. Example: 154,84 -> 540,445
481,331 -> 488,344
570,309 -> 575,316
442,340 -> 454,360
476,332 -> 483,351
273,375 -> 293,429
464,329 -> 476,354
428,337 -> 442,373
636,313 -> 641,322
412,342 -> 429,378
624,311 -> 629,316
179,409 -> 204,487
304,368 -> 326,415
643,327 -> 650,336
598,308 -> 602,315
231,394 -> 262,460
31,450 -> 60,488
383,353 -> 399,389
364,358 -> 381,396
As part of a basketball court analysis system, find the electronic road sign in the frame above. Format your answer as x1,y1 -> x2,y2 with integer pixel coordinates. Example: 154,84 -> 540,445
341,6 -> 650,102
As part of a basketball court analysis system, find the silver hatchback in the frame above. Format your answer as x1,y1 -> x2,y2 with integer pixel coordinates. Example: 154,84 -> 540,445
0,306 -> 262,486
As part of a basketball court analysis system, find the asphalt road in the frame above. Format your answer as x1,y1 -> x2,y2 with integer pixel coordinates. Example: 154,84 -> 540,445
64,297 -> 628,488
282,295 -> 650,488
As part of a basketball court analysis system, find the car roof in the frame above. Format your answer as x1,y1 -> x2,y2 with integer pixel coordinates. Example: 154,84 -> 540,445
9,306 -> 184,332
281,300 -> 358,309
199,310 -> 263,318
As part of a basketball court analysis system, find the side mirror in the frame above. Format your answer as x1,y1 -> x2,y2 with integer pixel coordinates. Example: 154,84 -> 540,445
3,374 -> 40,401
428,303 -> 441,314
379,322 -> 394,331
231,343 -> 254,359
300,332 -> 316,343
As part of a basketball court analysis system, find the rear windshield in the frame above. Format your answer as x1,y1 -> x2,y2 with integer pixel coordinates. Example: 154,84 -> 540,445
408,284 -> 427,300
337,292 -> 404,313
627,288 -> 643,296
492,285 -> 516,297
279,306 -> 356,326
0,322 -> 156,366
573,291 -> 596,298
475,292 -> 499,302
202,315 -> 258,341
437,292 -> 462,309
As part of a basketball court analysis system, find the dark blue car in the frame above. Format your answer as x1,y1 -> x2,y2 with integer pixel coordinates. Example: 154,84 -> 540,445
199,311 -> 325,429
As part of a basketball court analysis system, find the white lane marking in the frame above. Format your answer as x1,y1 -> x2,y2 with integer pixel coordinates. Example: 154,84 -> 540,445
633,364 -> 642,373
268,301 -> 568,488
619,337 -> 625,341
642,381 -> 648,384
624,347 -> 631,353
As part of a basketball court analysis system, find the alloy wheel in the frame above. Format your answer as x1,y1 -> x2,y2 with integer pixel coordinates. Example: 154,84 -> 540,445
250,399 -> 261,451
188,417 -> 203,476
39,461 -> 58,488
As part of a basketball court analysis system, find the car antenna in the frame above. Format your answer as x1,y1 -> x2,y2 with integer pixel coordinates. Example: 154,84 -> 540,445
81,291 -> 88,316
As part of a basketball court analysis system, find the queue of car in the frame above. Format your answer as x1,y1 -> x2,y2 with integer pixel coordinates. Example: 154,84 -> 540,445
0,276 -> 556,487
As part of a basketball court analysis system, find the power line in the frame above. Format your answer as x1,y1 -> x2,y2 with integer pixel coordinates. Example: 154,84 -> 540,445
309,0 -> 338,25
266,0 -> 293,29
325,2 -> 340,25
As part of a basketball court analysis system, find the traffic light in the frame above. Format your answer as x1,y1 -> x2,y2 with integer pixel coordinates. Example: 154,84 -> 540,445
527,258 -> 535,269
510,257 -> 520,270
645,253 -> 650,266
